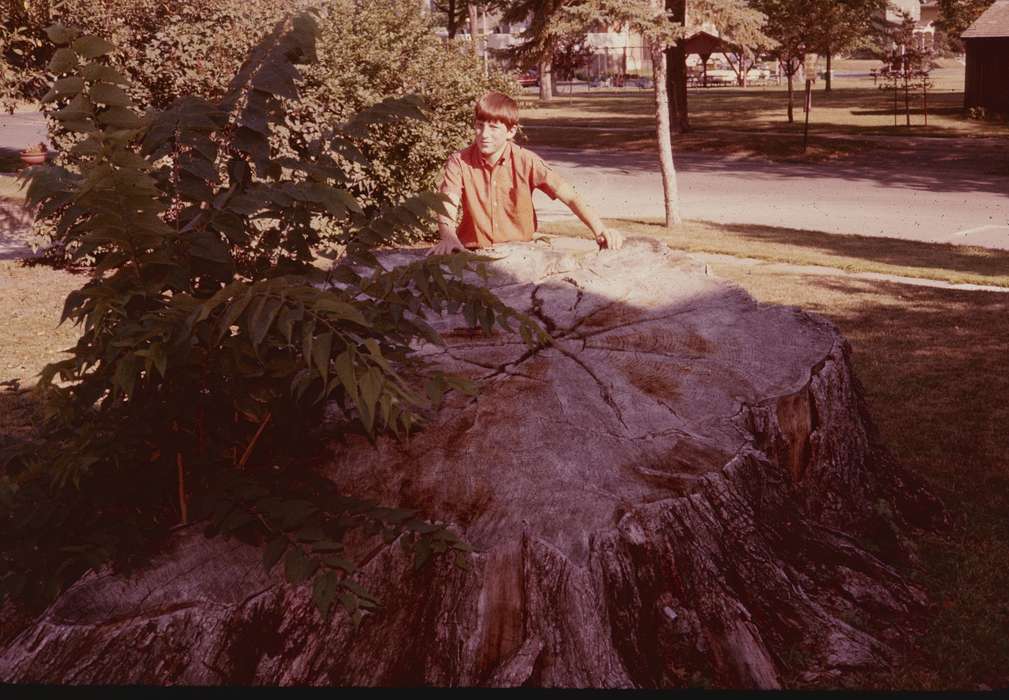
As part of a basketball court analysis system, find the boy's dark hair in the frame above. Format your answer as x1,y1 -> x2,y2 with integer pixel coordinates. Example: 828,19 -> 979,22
474,91 -> 519,129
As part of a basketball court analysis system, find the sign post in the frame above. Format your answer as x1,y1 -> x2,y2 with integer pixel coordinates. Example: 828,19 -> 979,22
802,53 -> 818,153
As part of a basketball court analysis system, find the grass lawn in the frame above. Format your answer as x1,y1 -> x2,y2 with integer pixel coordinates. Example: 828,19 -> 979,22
518,59 -> 1009,158
543,219 -> 1009,289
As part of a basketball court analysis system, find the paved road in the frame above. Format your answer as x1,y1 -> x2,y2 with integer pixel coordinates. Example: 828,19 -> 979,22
533,140 -> 1009,250
4,111 -> 1008,249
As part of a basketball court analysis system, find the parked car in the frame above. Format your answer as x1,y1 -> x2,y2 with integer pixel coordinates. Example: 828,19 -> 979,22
517,69 -> 539,87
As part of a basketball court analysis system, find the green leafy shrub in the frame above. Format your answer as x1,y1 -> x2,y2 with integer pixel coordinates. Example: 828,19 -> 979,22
295,0 -> 519,214
0,16 -> 544,622
6,0 -> 516,242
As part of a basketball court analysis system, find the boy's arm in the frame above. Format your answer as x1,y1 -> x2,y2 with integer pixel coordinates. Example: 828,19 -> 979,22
427,154 -> 467,256
554,181 -> 624,250
427,192 -> 465,256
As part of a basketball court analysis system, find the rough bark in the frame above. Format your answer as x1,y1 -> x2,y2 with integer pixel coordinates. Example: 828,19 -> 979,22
0,238 -> 943,688
665,0 -> 689,133
539,55 -> 553,102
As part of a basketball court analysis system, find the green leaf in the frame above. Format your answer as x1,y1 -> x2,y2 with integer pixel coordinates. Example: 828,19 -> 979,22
283,546 -> 318,584
72,35 -> 116,59
312,570 -> 339,616
80,63 -> 129,84
89,82 -> 131,107
425,377 -> 444,409
263,536 -> 288,571
341,578 -> 378,604
47,48 -> 78,74
333,350 -> 359,406
311,332 -> 333,384
216,290 -> 253,342
220,508 -> 254,533
112,353 -> 138,399
44,24 -> 78,45
276,303 -> 303,344
251,62 -> 300,99
53,76 -> 85,96
279,500 -> 318,530
96,107 -> 140,128
70,136 -> 102,156
196,281 -> 242,322
249,295 -> 283,348
322,555 -> 356,573
189,230 -> 231,264
359,367 -> 383,434
313,296 -> 369,327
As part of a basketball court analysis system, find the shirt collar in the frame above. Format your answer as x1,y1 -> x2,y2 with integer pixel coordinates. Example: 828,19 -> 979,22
469,140 -> 513,169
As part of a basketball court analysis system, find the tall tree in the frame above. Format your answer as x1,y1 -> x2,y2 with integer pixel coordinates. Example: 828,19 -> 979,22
935,0 -> 995,52
663,0 -> 771,133
806,0 -> 884,91
493,0 -> 584,101
753,0 -> 820,123
432,0 -> 468,38
572,0 -> 686,226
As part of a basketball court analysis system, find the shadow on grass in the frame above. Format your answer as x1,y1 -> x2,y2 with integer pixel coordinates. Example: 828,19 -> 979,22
715,222 -> 1009,280
707,265 -> 1008,688
0,194 -> 33,261
0,147 -> 26,174
533,133 -> 1009,197
790,276 -> 1009,690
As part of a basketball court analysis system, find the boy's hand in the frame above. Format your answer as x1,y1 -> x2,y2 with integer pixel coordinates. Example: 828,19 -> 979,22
595,228 -> 625,250
427,232 -> 466,256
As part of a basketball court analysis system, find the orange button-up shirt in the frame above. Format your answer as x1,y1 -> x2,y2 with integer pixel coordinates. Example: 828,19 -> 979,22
439,141 -> 565,249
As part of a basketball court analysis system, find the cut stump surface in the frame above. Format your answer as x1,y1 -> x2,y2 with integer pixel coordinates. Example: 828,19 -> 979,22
0,237 -> 941,688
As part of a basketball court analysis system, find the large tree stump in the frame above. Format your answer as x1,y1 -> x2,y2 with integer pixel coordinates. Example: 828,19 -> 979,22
0,237 -> 942,688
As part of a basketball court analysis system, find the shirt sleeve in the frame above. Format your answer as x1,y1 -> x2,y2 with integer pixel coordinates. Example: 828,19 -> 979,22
528,152 -> 566,201
439,152 -> 464,202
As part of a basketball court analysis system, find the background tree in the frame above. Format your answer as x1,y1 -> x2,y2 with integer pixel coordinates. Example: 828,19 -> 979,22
492,0 -> 584,101
551,34 -> 596,89
753,0 -> 818,123
571,0 -> 685,226
663,0 -> 771,133
806,0 -> 885,91
713,2 -> 776,87
935,0 -> 995,52
879,7 -> 938,126
432,0 -> 470,38
2,0 -> 517,231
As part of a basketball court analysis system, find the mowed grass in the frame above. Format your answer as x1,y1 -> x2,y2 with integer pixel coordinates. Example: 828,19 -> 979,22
542,218 -> 1009,288
544,218 -> 1009,689
518,59 -> 1009,157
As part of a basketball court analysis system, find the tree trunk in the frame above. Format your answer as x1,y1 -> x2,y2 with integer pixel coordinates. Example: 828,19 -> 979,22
0,242 -> 946,688
786,68 -> 795,123
447,0 -> 458,39
468,3 -> 479,56
650,41 -> 682,228
539,56 -> 553,103
825,50 -> 832,92
665,43 -> 689,134
665,0 -> 689,133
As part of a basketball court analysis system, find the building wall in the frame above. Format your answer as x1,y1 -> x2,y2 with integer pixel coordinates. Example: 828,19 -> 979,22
964,38 -> 1009,112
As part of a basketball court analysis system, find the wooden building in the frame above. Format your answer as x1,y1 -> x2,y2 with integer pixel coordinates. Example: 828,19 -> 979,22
963,0 -> 1009,114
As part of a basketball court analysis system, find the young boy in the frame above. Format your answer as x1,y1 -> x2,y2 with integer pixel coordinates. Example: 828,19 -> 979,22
427,91 -> 624,256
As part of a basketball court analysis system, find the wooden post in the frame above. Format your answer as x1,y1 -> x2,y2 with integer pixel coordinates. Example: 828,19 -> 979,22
803,79 -> 812,153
